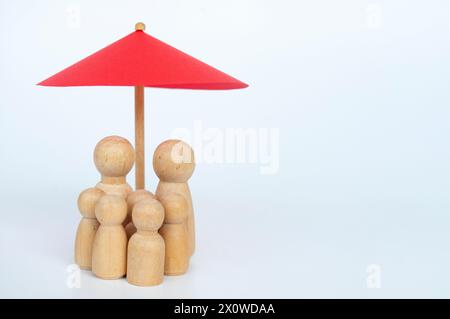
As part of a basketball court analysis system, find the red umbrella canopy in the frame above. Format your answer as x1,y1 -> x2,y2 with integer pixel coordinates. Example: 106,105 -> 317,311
38,23 -> 247,190
38,26 -> 247,90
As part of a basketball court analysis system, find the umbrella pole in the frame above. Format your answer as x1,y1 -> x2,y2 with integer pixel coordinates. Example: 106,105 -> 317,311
135,86 -> 145,190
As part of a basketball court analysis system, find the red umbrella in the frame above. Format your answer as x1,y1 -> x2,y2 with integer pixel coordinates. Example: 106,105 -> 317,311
38,22 -> 248,189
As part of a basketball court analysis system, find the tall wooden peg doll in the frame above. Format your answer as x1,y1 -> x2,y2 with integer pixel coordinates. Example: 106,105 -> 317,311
153,139 -> 195,274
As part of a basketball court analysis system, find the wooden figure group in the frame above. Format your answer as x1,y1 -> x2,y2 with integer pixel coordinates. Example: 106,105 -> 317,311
74,136 -> 195,286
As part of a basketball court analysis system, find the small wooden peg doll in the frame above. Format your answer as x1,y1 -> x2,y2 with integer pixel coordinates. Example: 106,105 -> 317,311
158,193 -> 190,275
153,139 -> 196,257
125,189 -> 156,238
94,136 -> 135,198
92,194 -> 128,279
127,198 -> 165,286
75,187 -> 105,270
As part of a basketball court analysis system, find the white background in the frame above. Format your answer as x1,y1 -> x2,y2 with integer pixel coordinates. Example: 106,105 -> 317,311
1,0 -> 450,298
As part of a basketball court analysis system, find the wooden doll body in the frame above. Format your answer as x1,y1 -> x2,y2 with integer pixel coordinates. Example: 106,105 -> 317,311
127,199 -> 165,286
75,188 -> 105,269
156,181 -> 195,256
92,195 -> 128,279
157,193 -> 190,275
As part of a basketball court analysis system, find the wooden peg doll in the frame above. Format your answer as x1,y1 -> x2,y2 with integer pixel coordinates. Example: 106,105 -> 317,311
94,136 -> 135,198
158,193 -> 190,275
127,198 -> 165,286
153,140 -> 196,257
75,187 -> 105,270
125,189 -> 156,238
92,194 -> 128,279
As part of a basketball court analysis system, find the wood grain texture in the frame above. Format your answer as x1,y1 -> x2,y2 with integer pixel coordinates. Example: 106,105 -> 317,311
135,86 -> 145,190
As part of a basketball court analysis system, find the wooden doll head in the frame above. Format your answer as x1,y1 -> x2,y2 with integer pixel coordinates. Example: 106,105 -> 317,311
95,194 -> 127,226
77,188 -> 105,218
132,198 -> 165,232
126,190 -> 155,216
94,136 -> 135,177
153,139 -> 195,183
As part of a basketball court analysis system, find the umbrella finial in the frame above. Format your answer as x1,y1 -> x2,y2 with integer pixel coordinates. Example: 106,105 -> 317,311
135,22 -> 146,31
